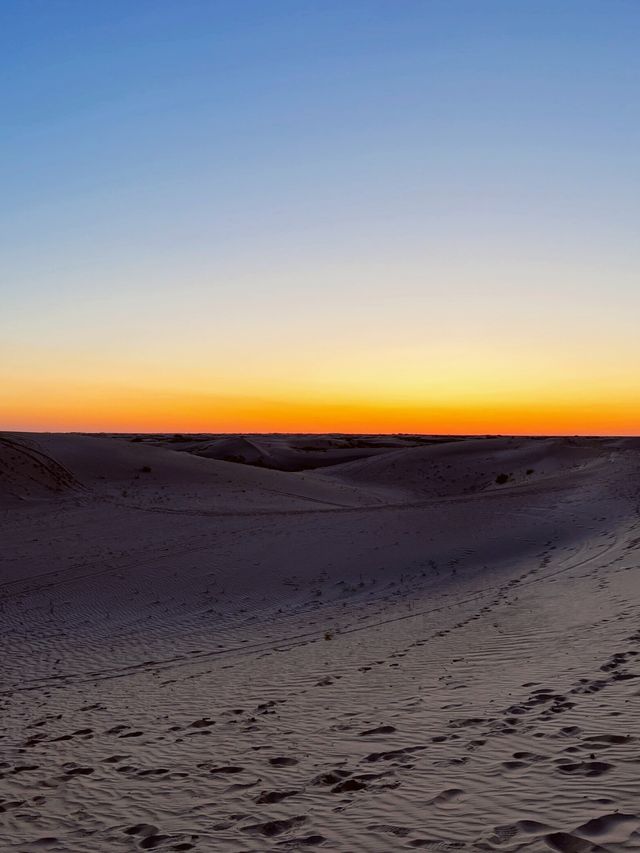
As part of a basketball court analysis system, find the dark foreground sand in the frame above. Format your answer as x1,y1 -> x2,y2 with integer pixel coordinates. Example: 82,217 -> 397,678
1,432 -> 640,851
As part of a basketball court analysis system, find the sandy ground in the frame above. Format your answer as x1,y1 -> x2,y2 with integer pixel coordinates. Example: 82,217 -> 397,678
1,432 -> 640,852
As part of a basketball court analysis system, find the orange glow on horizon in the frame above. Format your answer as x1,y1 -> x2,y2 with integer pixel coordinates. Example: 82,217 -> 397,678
3,383 -> 639,436
3,340 -> 638,436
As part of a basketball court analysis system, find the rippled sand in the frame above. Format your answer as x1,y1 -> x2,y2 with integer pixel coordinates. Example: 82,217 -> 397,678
2,433 -> 640,851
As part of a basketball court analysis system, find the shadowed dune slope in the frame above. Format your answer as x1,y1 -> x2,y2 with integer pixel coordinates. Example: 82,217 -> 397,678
322,436 -> 610,499
0,434 -> 82,505
1,432 -> 391,510
155,433 -> 445,472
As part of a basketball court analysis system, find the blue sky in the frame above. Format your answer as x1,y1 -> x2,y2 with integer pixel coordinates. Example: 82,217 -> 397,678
2,1 -> 639,431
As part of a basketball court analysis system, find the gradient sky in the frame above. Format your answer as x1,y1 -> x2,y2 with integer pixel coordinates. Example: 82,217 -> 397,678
2,0 -> 639,434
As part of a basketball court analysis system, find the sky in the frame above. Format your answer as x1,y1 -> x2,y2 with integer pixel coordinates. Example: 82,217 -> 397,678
2,0 -> 639,434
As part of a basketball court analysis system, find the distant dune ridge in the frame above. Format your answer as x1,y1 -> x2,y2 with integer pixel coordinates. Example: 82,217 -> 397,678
2,431 -> 640,850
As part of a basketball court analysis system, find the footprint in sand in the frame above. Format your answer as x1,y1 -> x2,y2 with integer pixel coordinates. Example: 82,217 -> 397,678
426,788 -> 465,806
555,760 -> 612,777
358,725 -> 396,736
269,756 -> 298,767
243,815 -> 307,837
255,788 -> 299,804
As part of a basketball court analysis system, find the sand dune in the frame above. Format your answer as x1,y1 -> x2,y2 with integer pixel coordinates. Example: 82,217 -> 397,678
0,433 -> 391,514
322,436 -> 609,499
0,434 -> 83,506
1,433 -> 640,851
147,432 -> 442,472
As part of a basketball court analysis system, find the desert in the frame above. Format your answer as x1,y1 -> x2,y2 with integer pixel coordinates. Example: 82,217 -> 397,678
4,1 -> 640,850
2,431 -> 640,851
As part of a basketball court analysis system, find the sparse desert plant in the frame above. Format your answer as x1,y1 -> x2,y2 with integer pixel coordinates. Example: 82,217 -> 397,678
324,630 -> 333,641
141,465 -> 152,473
526,468 -> 534,475
495,473 -> 510,485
